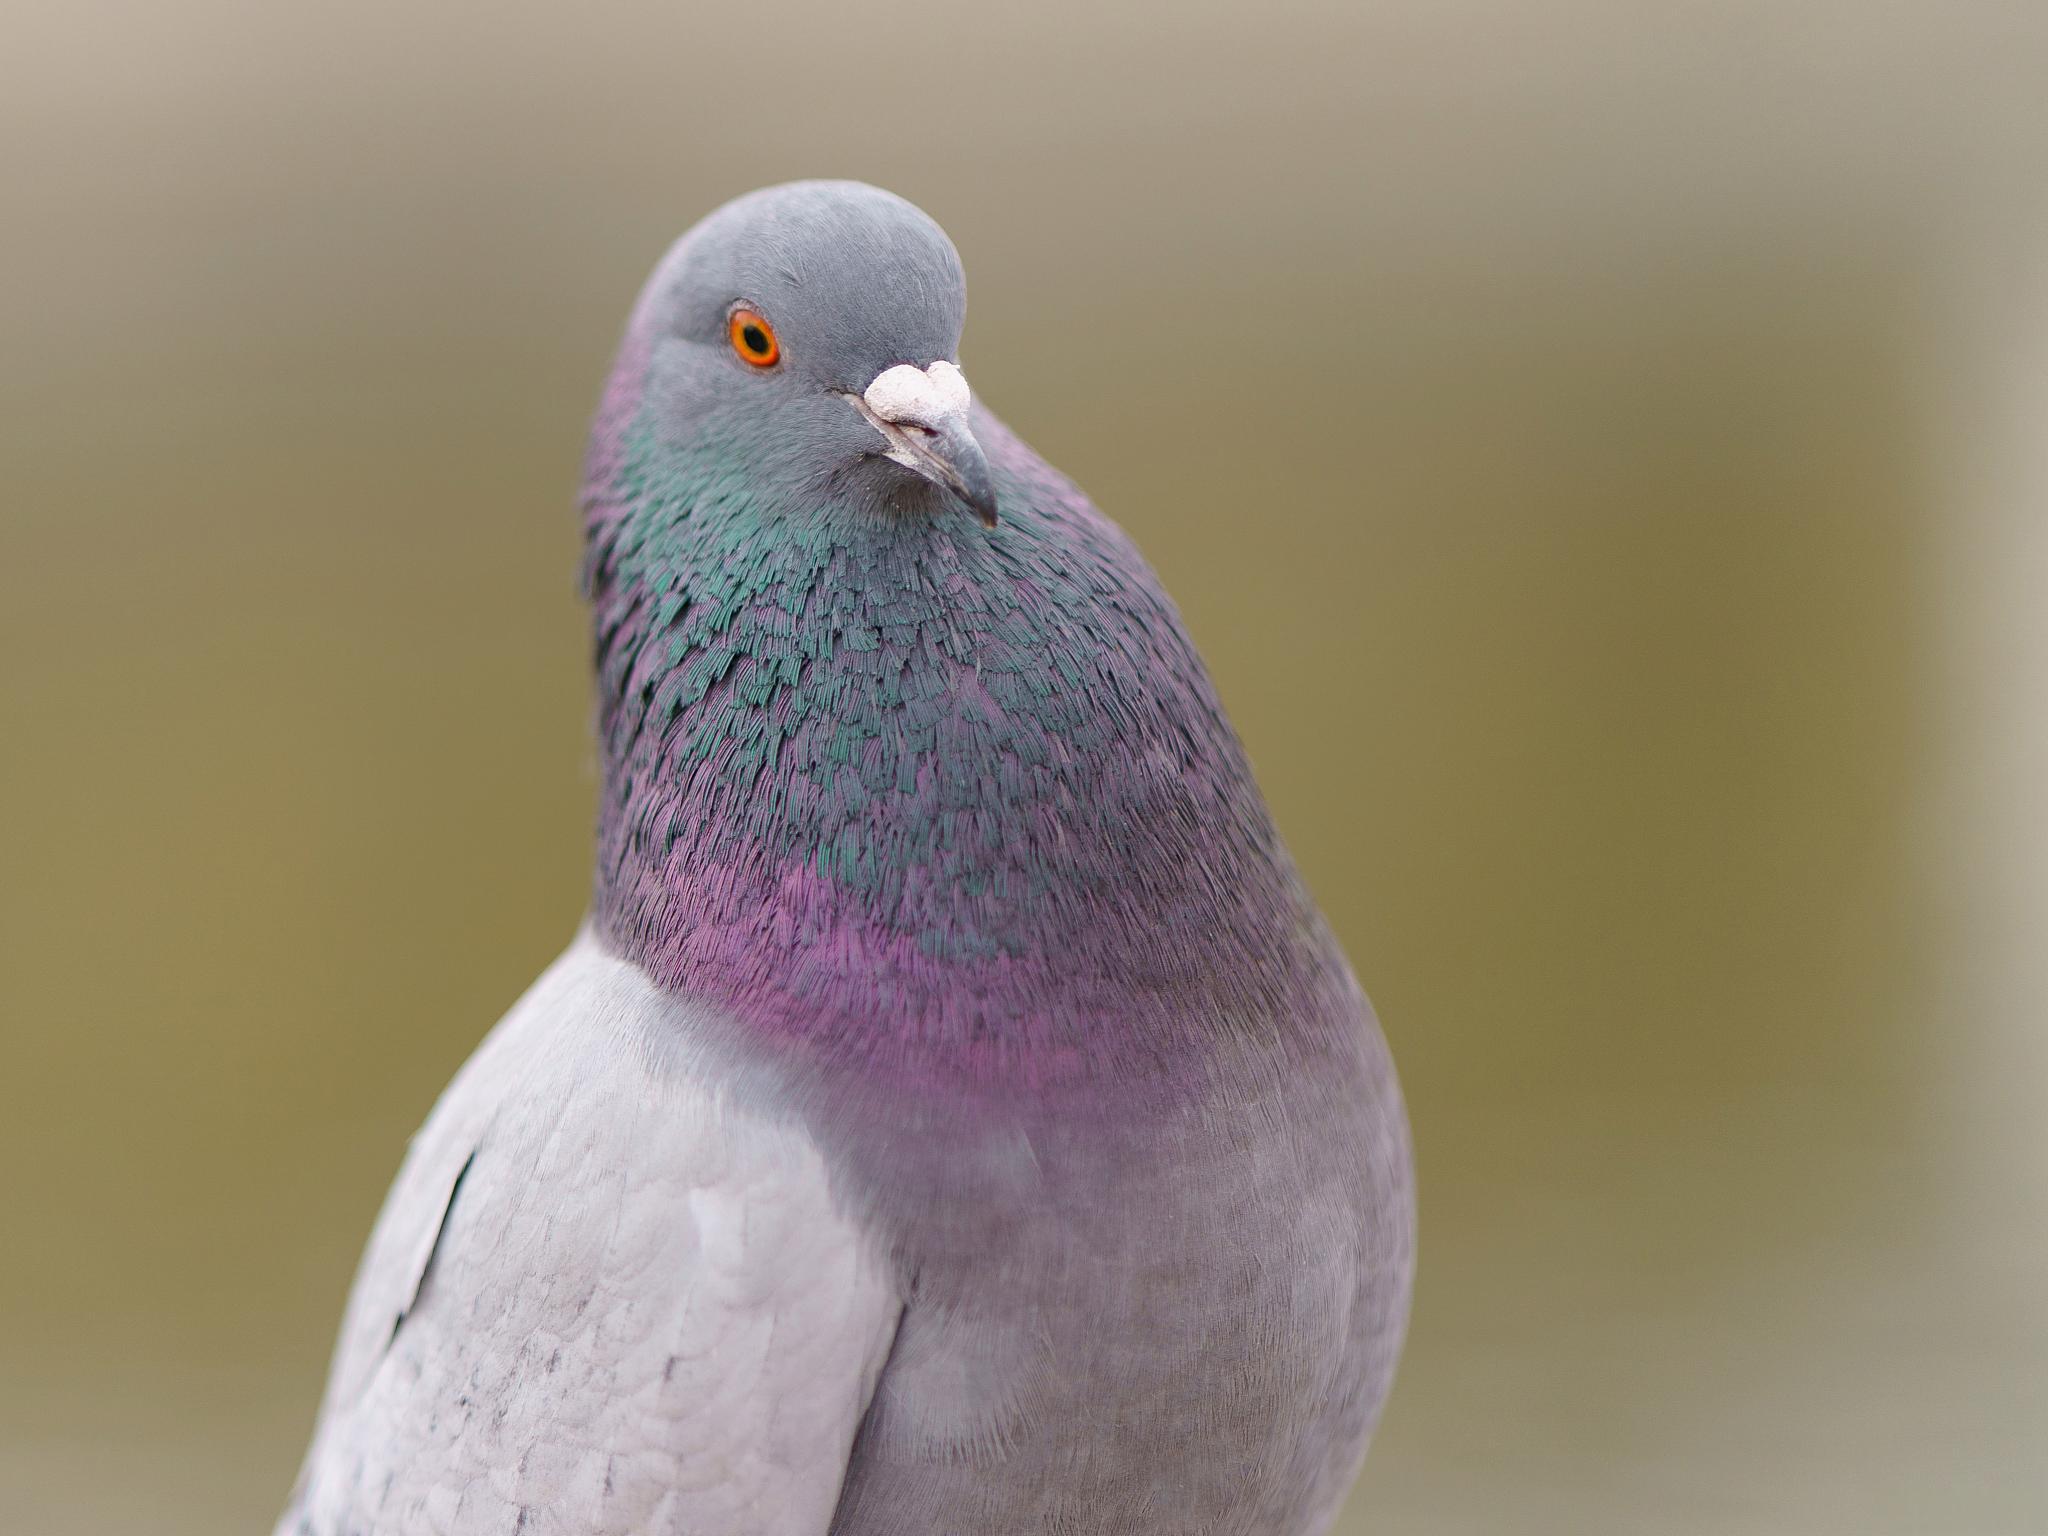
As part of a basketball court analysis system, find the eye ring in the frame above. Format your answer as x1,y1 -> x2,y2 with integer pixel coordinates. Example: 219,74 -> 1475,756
728,307 -> 780,367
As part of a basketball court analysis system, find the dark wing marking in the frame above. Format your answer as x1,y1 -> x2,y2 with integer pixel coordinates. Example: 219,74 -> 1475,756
386,1146 -> 477,1349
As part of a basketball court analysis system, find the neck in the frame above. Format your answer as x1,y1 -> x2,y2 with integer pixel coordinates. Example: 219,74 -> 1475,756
580,400 -> 1334,1092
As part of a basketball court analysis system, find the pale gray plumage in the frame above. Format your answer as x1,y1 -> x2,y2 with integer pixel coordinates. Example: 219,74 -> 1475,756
282,933 -> 899,1533
278,181 -> 1413,1536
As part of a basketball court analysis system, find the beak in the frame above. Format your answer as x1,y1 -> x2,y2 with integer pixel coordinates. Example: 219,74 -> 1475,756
846,361 -> 999,528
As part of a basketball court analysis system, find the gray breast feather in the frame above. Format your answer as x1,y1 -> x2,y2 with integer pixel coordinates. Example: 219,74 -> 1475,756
278,931 -> 903,1536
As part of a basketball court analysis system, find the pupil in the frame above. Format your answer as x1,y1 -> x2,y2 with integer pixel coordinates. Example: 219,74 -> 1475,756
742,324 -> 769,355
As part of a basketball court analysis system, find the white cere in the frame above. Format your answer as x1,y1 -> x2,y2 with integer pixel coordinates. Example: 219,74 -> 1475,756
862,361 -> 972,428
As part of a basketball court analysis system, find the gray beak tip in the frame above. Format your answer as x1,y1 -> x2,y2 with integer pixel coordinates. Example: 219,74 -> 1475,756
924,415 -> 999,531
957,467 -> 999,530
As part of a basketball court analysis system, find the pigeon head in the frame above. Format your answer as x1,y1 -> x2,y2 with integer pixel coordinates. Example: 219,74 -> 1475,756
600,180 -> 996,528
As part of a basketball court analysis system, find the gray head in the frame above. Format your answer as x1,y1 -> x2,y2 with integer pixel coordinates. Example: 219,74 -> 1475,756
603,180 -> 997,527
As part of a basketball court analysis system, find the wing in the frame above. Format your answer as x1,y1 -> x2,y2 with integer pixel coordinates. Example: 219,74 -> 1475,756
278,928 -> 903,1536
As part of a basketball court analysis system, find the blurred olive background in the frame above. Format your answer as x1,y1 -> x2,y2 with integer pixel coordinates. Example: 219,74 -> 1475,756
5,2 -> 2048,1531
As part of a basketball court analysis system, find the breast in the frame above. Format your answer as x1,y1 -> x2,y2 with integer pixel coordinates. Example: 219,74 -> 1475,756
821,995 -> 1415,1536
281,933 -> 904,1536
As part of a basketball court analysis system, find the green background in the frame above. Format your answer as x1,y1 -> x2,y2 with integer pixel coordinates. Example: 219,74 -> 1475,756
5,2 -> 2046,1530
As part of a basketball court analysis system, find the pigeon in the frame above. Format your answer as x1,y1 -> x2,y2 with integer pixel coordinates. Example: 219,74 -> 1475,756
278,180 -> 1414,1536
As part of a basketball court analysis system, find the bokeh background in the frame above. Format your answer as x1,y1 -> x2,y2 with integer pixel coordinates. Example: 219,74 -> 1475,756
6,2 -> 2047,1531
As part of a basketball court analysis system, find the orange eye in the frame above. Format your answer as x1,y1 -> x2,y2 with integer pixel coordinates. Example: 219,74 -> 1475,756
729,308 -> 780,367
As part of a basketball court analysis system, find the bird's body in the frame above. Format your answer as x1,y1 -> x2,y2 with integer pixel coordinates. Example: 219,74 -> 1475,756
280,182 -> 1413,1536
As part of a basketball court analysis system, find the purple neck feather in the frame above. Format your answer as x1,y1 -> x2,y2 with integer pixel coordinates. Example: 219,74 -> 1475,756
579,334 -> 1343,1094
